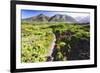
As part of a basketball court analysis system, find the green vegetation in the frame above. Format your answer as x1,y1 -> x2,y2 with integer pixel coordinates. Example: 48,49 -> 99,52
21,22 -> 90,63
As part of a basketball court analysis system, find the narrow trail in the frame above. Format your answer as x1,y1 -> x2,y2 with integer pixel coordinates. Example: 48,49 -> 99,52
47,34 -> 56,56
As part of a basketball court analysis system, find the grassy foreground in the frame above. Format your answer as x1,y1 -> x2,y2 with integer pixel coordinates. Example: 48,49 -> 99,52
21,22 -> 90,63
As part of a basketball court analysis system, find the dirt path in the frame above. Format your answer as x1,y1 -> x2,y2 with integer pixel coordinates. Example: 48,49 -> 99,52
47,34 -> 56,56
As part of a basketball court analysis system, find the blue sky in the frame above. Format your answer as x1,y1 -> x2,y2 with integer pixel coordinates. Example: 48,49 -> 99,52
21,9 -> 90,19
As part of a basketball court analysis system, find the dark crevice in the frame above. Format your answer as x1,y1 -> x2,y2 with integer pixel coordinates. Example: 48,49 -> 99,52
47,30 -> 90,61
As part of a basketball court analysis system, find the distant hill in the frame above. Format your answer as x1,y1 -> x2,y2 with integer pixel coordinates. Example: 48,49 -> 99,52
22,14 -> 49,22
22,14 -> 77,23
22,14 -> 90,24
75,16 -> 90,24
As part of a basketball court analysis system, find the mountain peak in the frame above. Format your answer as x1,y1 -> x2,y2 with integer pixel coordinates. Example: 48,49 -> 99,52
49,14 -> 77,23
37,14 -> 45,16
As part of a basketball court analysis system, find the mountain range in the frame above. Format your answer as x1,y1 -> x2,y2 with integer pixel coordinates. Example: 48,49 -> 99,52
22,14 -> 90,24
75,16 -> 90,24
